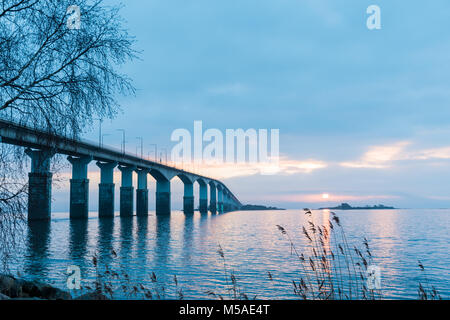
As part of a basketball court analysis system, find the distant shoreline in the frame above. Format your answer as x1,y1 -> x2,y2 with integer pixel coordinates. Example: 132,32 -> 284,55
240,204 -> 285,211
318,203 -> 396,210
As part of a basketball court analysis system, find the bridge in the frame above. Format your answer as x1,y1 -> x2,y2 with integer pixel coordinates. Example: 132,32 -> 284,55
0,119 -> 242,221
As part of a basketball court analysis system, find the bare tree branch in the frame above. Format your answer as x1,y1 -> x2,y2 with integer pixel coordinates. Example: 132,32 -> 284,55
0,0 -> 137,136
0,0 -> 137,270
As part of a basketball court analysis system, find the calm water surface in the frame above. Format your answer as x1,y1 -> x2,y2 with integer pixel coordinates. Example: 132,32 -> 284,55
13,209 -> 450,299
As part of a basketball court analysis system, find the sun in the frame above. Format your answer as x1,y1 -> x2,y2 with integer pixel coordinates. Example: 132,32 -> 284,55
322,193 -> 329,199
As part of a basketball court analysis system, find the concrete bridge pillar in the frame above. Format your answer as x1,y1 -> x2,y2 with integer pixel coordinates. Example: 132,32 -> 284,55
209,184 -> 217,214
25,148 -> 54,221
222,192 -> 227,212
199,183 -> 208,214
217,188 -> 224,214
229,196 -> 233,211
97,161 -> 117,218
183,182 -> 194,214
230,197 -> 236,211
119,165 -> 135,217
136,169 -> 149,216
68,156 -> 93,219
230,197 -> 235,211
156,179 -> 170,215
224,193 -> 230,212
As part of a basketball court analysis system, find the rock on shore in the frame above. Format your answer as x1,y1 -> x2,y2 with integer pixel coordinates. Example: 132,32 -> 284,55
75,292 -> 109,300
0,274 -> 72,300
0,292 -> 10,300
0,274 -> 110,300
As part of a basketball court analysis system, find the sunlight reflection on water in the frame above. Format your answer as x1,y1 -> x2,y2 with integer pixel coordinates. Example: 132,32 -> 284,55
11,209 -> 450,299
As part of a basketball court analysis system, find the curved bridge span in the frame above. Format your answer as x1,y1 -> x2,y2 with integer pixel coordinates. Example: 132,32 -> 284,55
0,119 -> 242,220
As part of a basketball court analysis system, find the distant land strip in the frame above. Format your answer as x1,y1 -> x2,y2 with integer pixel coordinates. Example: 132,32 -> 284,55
318,203 -> 395,210
240,204 -> 286,211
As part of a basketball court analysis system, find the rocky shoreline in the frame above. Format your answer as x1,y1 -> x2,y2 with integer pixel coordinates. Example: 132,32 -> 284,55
0,274 -> 107,300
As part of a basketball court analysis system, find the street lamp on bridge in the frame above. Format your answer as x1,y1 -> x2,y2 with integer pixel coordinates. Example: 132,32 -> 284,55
136,137 -> 143,158
116,129 -> 126,154
149,144 -> 157,162
101,133 -> 111,147
160,148 -> 168,164
94,118 -> 103,147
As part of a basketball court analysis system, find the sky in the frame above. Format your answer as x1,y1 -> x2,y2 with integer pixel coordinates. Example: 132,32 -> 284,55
53,0 -> 450,210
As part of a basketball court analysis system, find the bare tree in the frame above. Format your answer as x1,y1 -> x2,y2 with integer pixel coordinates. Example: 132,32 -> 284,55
0,0 -> 136,134
0,144 -> 27,270
0,0 -> 136,270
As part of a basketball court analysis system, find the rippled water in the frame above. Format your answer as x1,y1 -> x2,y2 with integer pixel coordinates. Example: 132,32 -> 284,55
10,209 -> 450,299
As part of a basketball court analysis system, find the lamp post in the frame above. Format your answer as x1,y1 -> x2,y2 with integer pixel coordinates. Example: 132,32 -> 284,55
101,133 -> 111,147
94,118 -> 103,147
116,129 -> 125,153
161,148 -> 167,164
136,137 -> 143,158
149,144 -> 157,162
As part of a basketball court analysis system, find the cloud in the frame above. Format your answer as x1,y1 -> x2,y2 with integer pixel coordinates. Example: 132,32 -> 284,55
304,0 -> 344,27
340,141 -> 411,168
180,156 -> 327,179
413,147 -> 450,160
339,140 -> 450,170
424,195 -> 450,201
271,193 -> 399,204
277,158 -> 327,174
206,83 -> 248,96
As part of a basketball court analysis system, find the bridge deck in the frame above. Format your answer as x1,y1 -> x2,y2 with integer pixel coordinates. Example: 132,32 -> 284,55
0,119 -> 241,205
